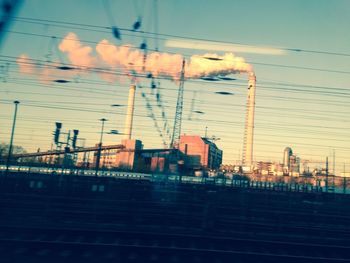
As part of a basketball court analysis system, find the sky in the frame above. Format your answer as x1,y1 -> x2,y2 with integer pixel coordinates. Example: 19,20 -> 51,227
0,0 -> 350,174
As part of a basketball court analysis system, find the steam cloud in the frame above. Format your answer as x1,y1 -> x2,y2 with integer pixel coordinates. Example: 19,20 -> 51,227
17,32 -> 253,82
16,54 -> 76,83
186,53 -> 253,78
58,32 -> 96,68
17,54 -> 37,75
60,32 -> 253,79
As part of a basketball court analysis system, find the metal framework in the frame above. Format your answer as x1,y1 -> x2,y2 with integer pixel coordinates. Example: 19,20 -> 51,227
170,59 -> 186,149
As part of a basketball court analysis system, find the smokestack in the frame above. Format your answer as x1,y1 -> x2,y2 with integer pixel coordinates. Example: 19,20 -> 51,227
242,72 -> 256,168
123,84 -> 136,139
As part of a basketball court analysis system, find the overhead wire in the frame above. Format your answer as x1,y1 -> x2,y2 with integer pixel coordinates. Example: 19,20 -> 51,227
1,16 -> 350,166
2,51 -> 349,91
3,29 -> 350,75
10,16 -> 350,58
2,74 -> 350,122
1,101 -> 349,143
3,53 -> 350,95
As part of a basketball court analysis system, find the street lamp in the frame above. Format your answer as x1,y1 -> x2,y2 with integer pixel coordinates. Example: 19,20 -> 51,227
95,118 -> 108,176
6,100 -> 20,175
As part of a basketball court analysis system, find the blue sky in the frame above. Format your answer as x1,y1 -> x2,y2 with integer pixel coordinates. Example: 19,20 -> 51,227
1,0 -> 349,173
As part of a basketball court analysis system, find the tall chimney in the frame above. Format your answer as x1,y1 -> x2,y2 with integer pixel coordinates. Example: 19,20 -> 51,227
242,72 -> 256,167
123,84 -> 136,139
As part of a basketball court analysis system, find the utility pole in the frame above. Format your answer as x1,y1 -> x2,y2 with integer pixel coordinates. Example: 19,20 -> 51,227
95,118 -> 107,176
6,100 -> 20,175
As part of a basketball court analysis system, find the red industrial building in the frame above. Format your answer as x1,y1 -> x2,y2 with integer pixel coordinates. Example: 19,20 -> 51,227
86,135 -> 223,174
179,135 -> 223,170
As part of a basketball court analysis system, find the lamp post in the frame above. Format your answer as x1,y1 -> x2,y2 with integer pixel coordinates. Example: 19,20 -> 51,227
95,118 -> 107,176
6,100 -> 20,175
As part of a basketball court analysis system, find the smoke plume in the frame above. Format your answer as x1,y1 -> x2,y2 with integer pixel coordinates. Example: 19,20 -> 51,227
186,53 -> 252,78
17,32 -> 253,82
95,39 -> 253,80
58,32 -> 96,68
16,54 -> 77,83
64,32 -> 253,80
17,54 -> 37,75
96,39 -> 184,80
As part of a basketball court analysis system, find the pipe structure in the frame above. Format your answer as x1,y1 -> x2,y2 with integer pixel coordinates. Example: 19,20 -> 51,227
242,72 -> 256,167
123,84 -> 136,139
12,144 -> 125,158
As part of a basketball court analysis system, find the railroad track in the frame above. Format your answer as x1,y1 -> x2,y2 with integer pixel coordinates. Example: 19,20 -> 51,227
1,173 -> 350,262
0,225 -> 349,263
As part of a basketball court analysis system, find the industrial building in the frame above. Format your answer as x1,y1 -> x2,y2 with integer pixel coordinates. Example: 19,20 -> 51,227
247,148 -> 300,177
92,139 -> 143,170
283,147 -> 300,176
10,68 -> 247,176
90,135 -> 223,174
255,161 -> 284,177
179,135 -> 222,170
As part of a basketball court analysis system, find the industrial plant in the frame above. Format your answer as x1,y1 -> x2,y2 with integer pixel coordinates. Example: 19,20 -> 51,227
1,2 -> 350,263
9,71 -> 255,177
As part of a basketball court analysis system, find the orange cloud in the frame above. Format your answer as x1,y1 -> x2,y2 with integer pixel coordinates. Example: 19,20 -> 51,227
59,32 -> 96,67
16,54 -> 37,74
18,32 -> 254,84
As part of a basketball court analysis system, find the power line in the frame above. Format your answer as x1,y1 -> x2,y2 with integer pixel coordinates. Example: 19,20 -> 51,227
1,102 -> 345,142
3,29 -> 350,76
5,54 -> 350,97
1,95 -> 348,124
4,53 -> 350,98
1,115 -> 348,143
2,82 -> 350,109
2,122 -> 349,155
2,74 -> 350,120
11,16 -> 350,58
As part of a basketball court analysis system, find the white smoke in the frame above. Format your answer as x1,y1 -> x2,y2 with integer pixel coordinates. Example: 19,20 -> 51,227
58,32 -> 96,68
17,32 -> 253,82
186,53 -> 252,78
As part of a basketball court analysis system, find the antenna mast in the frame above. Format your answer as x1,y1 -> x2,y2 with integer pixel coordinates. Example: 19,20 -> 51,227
170,59 -> 185,148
